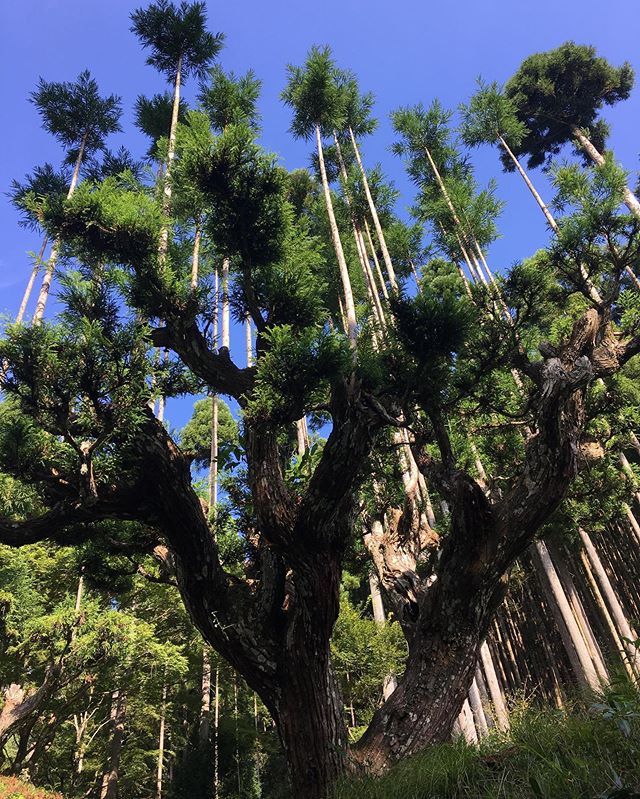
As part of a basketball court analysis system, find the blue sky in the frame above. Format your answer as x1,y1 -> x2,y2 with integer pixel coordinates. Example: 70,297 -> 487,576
1,0 -> 639,434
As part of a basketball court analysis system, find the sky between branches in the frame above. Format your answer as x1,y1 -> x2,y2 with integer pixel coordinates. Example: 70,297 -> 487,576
1,0 -> 639,432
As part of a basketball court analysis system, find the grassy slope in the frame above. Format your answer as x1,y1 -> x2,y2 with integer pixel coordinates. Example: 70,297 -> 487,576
339,689 -> 640,799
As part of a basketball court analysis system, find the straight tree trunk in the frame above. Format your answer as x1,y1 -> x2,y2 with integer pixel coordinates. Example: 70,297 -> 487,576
190,221 -> 202,290
497,132 -> 604,305
315,125 -> 357,345
199,649 -> 211,746
467,676 -> 488,737
16,237 -> 48,323
364,219 -> 389,301
531,540 -> 601,691
221,257 -> 230,350
157,54 -> 183,260
33,132 -> 87,324
572,125 -> 640,221
213,666 -> 220,799
156,682 -> 167,799
479,640 -> 510,731
579,527 -> 640,675
99,690 -> 126,799
348,127 -> 398,292
547,543 -> 609,685
497,133 -> 558,231
579,549 -> 639,681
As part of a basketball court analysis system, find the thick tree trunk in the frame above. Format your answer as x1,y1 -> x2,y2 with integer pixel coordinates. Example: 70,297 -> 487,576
353,617 -> 487,773
213,666 -> 220,799
275,650 -> 348,798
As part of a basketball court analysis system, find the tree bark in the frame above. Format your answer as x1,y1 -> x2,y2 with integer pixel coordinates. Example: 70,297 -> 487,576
99,690 -> 126,799
531,540 -> 602,691
315,125 -> 357,345
33,132 -> 87,324
156,682 -> 167,799
348,127 -> 398,292
16,237 -> 48,323
579,527 -> 640,675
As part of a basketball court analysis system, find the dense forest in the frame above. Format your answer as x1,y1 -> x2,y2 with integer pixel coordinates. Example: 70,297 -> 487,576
1,2 -> 640,797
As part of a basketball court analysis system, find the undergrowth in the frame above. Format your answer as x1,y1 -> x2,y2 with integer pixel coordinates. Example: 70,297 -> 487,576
0,777 -> 63,799
338,681 -> 640,799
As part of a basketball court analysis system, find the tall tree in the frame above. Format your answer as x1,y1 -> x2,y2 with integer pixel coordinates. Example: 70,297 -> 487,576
3,36 -> 640,798
504,43 -> 640,219
282,46 -> 359,344
28,71 -> 121,322
8,164 -> 69,322
130,0 -> 223,232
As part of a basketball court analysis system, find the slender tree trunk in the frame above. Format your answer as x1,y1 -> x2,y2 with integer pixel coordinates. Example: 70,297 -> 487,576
348,127 -> 398,291
578,528 -> 640,675
572,125 -> 640,220
479,640 -> 510,731
156,682 -> 167,799
498,132 -> 604,304
467,676 -> 488,737
579,549 -> 639,681
213,666 -> 220,799
245,314 -> 253,367
157,54 -> 183,261
369,570 -> 397,699
99,690 -> 126,799
315,125 -> 357,345
364,219 -> 389,301
199,649 -> 211,746
16,237 -> 48,323
547,542 -> 609,684
498,134 -> 558,231
531,540 -> 601,691
190,221 -> 202,290
33,132 -> 87,324
221,257 -> 230,350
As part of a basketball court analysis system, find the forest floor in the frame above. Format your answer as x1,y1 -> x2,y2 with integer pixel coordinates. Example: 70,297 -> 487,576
339,682 -> 640,799
0,776 -> 62,799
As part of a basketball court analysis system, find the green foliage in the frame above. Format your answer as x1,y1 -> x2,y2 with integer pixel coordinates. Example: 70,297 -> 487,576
134,92 -> 189,158
199,65 -> 262,132
30,70 -> 122,158
130,0 -> 224,83
43,176 -> 163,266
331,588 -> 406,724
338,692 -> 640,798
504,42 -> 635,170
197,124 -> 289,268
282,45 -> 345,139
8,164 -> 69,232
460,78 -> 528,152
246,325 -> 350,424
179,396 -> 238,469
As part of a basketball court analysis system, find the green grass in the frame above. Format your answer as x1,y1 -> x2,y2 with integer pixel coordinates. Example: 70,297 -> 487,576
338,684 -> 640,799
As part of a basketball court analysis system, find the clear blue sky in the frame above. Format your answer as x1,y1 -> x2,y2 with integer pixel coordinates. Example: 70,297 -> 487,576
1,0 -> 639,433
